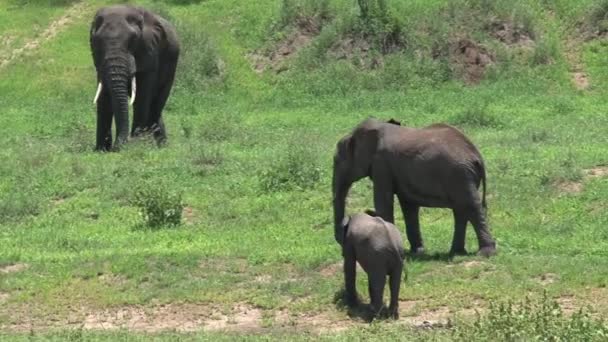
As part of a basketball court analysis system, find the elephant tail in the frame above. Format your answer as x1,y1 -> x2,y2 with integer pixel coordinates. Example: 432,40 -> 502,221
482,166 -> 487,210
475,159 -> 487,210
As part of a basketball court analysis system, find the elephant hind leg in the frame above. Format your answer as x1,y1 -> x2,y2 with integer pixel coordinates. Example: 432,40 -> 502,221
148,55 -> 177,146
368,272 -> 387,318
449,209 -> 468,256
398,195 -> 424,255
388,266 -> 402,319
468,203 -> 496,257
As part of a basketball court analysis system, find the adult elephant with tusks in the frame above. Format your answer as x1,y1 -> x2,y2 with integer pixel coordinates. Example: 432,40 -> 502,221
90,5 -> 180,151
332,118 -> 497,258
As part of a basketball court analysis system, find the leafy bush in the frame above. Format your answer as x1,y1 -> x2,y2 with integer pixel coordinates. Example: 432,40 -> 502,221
348,0 -> 405,54
132,181 -> 184,229
453,293 -> 608,341
259,143 -> 321,192
173,17 -> 224,92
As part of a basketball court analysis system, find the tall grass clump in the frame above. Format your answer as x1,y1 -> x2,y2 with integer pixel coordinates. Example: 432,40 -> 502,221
347,0 -> 405,54
174,19 -> 224,93
131,180 -> 184,229
275,0 -> 333,32
259,143 -> 322,192
453,293 -> 608,341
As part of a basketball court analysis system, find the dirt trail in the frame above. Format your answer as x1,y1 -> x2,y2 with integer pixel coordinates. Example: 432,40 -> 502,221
0,1 -> 89,70
564,38 -> 589,90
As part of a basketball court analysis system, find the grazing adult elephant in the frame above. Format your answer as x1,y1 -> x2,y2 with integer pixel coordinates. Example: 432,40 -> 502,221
90,5 -> 180,151
332,118 -> 497,257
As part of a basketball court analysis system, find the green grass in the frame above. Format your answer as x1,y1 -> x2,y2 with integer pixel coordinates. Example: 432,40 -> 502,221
1,0 -> 608,340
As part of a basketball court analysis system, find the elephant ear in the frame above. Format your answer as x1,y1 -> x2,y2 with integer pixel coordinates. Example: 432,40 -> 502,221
364,209 -> 378,217
387,118 -> 401,126
350,125 -> 379,178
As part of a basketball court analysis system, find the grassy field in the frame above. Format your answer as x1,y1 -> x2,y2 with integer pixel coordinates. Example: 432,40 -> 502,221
1,0 -> 608,340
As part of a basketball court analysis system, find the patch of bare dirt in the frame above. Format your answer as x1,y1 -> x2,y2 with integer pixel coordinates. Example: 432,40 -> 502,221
401,305 -> 452,328
204,304 -> 262,332
585,165 -> 608,179
555,180 -> 584,194
564,37 -> 590,90
573,72 -> 590,90
250,16 -> 323,74
488,19 -> 535,48
535,273 -> 559,286
0,292 -> 9,304
461,260 -> 487,269
450,38 -> 495,85
0,2 -> 90,70
182,206 -> 198,225
274,310 -> 353,333
319,262 -> 341,278
0,263 -> 29,274
555,166 -> 608,194
556,295 -> 578,315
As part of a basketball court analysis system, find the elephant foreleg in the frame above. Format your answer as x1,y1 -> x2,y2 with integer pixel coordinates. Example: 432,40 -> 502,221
95,91 -> 113,152
450,209 -> 468,256
373,175 -> 394,224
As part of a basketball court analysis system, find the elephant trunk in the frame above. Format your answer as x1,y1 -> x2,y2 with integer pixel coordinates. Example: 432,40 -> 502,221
102,55 -> 133,149
332,166 -> 352,242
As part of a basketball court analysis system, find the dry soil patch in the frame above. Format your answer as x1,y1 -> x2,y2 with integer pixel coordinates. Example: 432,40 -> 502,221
250,16 -> 323,73
450,39 -> 494,85
0,263 -> 29,274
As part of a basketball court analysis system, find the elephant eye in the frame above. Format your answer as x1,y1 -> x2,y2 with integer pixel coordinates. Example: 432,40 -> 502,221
94,17 -> 104,31
127,15 -> 143,29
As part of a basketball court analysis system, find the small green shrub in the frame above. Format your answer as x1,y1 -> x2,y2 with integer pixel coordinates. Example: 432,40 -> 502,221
259,143 -> 321,192
0,189 -> 41,222
584,0 -> 608,36
453,293 -> 608,341
132,181 -> 184,229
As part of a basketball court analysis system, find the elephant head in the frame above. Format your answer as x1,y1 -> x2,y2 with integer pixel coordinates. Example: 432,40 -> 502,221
332,118 -> 381,232
89,5 -> 167,148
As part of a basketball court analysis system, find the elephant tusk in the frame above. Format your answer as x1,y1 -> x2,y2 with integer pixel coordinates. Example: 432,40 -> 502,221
93,82 -> 103,104
129,77 -> 136,105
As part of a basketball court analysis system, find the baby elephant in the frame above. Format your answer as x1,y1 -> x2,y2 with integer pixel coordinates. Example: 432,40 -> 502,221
335,210 -> 406,319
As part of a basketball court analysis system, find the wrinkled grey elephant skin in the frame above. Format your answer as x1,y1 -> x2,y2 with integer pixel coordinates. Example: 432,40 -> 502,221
90,5 -> 180,151
336,212 -> 405,319
332,118 -> 497,257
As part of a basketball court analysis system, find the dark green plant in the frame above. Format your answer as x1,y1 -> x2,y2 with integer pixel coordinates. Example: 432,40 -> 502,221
259,143 -> 321,192
132,181 -> 184,229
